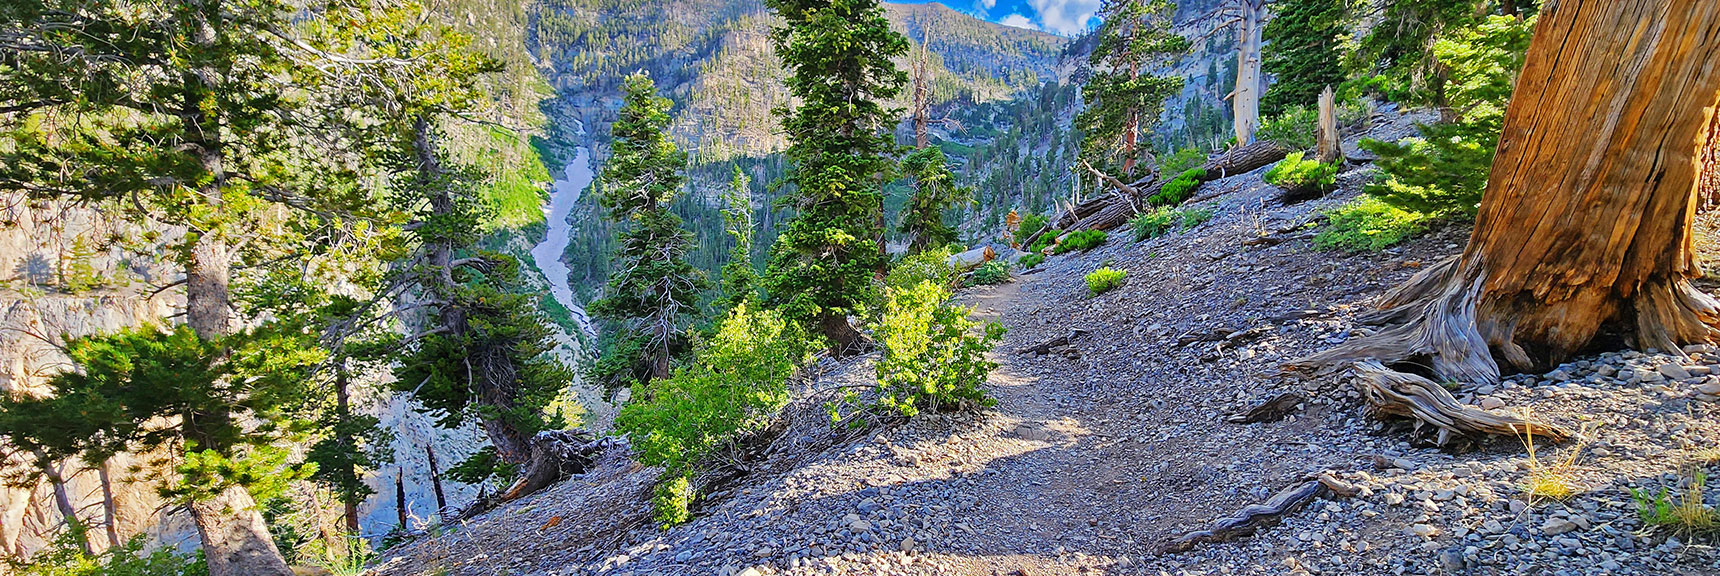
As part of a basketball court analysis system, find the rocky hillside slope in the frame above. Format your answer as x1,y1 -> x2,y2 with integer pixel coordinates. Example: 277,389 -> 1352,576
369,108 -> 1720,575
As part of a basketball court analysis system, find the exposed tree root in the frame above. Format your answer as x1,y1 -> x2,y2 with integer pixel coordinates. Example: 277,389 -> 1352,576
1349,360 -> 1569,446
1161,472 -> 1359,554
1633,276 -> 1720,357
1285,261 -> 1505,385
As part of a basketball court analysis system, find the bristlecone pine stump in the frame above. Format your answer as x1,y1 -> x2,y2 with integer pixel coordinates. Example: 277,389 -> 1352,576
1290,0 -> 1720,443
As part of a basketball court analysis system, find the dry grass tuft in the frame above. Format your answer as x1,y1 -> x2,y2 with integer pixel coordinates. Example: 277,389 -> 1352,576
1518,419 -> 1595,503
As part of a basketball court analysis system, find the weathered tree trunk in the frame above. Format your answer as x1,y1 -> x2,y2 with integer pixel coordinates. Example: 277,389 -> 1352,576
1315,86 -> 1343,164
1291,1 -> 1720,388
41,459 -> 90,556
98,460 -> 121,549
424,445 -> 448,515
394,469 -> 408,531
191,485 -> 293,576
821,312 -> 867,358
1700,112 -> 1720,212
1230,0 -> 1265,145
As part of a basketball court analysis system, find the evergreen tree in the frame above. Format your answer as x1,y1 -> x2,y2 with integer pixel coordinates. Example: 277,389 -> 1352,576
590,72 -> 706,383
762,0 -> 909,355
0,1 -> 392,572
897,146 -> 970,254
718,166 -> 759,311
1077,0 -> 1188,179
1262,0 -> 1353,116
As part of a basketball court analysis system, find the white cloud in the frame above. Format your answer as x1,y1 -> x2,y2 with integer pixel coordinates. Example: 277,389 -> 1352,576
977,0 -> 997,11
998,13 -> 1038,30
1027,0 -> 1101,36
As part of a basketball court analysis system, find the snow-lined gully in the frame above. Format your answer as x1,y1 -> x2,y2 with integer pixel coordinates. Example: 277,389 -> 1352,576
378,118 -> 1720,575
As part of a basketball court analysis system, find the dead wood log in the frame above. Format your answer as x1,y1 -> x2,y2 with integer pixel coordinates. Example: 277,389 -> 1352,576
1349,360 -> 1570,446
1162,472 -> 1358,553
1199,141 -> 1288,180
500,429 -> 613,501
948,246 -> 996,270
1315,86 -> 1344,164
1227,391 -> 1306,424
1016,329 -> 1091,355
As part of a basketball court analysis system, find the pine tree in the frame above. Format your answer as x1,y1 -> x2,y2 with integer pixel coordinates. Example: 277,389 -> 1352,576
0,2 -> 390,572
763,0 -> 909,355
718,166 -> 759,312
897,147 -> 970,254
1262,0 -> 1353,117
1077,0 -> 1188,179
591,72 -> 706,383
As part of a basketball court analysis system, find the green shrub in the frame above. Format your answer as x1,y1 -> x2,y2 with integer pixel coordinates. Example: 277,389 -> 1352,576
1017,253 -> 1045,269
303,530 -> 373,576
1053,230 -> 1107,254
964,260 -> 1009,286
1264,151 -> 1339,195
1160,147 -> 1207,175
885,246 -> 959,293
874,281 -> 1004,417
1257,106 -> 1318,151
1134,206 -> 1216,241
1014,213 -> 1049,246
1179,207 -> 1215,230
651,473 -> 697,528
8,534 -> 206,576
1027,229 -> 1062,254
1085,267 -> 1127,295
1131,209 -> 1178,241
1360,15 -> 1534,217
1149,168 -> 1206,206
615,303 -> 806,476
1314,195 -> 1427,252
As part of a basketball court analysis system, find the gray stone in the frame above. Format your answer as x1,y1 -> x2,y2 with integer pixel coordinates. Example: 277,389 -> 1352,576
1439,549 -> 1466,572
1658,363 -> 1692,380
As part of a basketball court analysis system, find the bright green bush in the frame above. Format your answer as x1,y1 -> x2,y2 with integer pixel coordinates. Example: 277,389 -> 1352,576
1054,230 -> 1107,254
1027,229 -> 1062,254
1017,253 -> 1045,269
885,246 -> 959,293
9,534 -> 206,576
874,281 -> 1004,417
1257,106 -> 1319,151
1359,14 -> 1534,217
1264,151 -> 1339,195
965,260 -> 1010,286
1014,213 -> 1049,247
1149,168 -> 1206,206
1086,267 -> 1127,295
1314,195 -> 1428,252
1159,147 -> 1207,175
651,473 -> 697,528
615,303 -> 806,477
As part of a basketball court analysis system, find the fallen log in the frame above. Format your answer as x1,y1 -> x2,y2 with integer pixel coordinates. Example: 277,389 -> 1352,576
1199,140 -> 1289,180
1227,391 -> 1306,424
1161,472 -> 1359,553
948,246 -> 996,270
1349,360 -> 1571,446
500,430 -> 616,501
1016,329 -> 1091,355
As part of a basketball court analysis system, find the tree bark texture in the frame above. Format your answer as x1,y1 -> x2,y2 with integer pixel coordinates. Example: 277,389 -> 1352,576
1230,0 -> 1266,145
190,485 -> 294,576
1291,1 -> 1720,388
1315,86 -> 1343,164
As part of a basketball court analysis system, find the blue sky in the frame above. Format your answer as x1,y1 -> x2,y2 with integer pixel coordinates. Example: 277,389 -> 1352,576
893,0 -> 1101,36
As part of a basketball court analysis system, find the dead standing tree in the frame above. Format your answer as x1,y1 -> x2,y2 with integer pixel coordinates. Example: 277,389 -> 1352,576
1289,0 -> 1720,444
